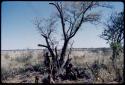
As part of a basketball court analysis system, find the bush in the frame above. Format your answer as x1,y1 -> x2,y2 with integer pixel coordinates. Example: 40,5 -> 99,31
4,53 -> 10,60
15,50 -> 33,63
1,67 -> 17,81
32,63 -> 41,72
1,67 -> 9,80
15,54 -> 32,63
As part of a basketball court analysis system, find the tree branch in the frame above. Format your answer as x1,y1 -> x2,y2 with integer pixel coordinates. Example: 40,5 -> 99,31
38,44 -> 48,48
49,2 -> 66,40
68,2 -> 94,39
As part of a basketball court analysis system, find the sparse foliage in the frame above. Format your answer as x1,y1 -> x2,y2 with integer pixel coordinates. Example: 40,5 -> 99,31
100,11 -> 124,82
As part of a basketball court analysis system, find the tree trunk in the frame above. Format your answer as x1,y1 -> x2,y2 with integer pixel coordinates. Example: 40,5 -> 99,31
59,39 -> 69,66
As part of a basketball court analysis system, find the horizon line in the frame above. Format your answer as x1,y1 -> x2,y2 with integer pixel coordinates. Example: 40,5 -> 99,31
1,47 -> 111,51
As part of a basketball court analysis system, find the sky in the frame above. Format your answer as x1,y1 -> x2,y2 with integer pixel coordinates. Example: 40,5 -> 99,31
1,1 -> 124,50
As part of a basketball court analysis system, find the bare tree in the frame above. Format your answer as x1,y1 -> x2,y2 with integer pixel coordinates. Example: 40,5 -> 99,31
49,2 -> 112,67
35,1 -> 111,82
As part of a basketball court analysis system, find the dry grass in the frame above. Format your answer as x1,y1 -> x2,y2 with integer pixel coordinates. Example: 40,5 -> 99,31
1,49 -> 124,83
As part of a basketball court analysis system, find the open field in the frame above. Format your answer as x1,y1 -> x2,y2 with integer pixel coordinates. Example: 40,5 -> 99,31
1,48 -> 124,83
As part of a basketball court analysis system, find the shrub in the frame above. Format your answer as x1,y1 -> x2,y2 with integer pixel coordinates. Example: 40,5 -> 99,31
4,53 -> 10,60
1,67 -> 9,80
1,67 -> 17,81
32,63 -> 41,71
15,56 -> 29,63
15,52 -> 33,63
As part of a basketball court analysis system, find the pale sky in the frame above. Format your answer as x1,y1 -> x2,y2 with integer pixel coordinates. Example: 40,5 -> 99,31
1,1 -> 124,50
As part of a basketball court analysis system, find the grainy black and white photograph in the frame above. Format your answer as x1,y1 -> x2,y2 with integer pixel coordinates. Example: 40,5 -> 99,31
1,1 -> 124,84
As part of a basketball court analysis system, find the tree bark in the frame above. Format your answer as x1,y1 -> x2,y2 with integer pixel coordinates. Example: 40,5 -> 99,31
59,39 -> 69,66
